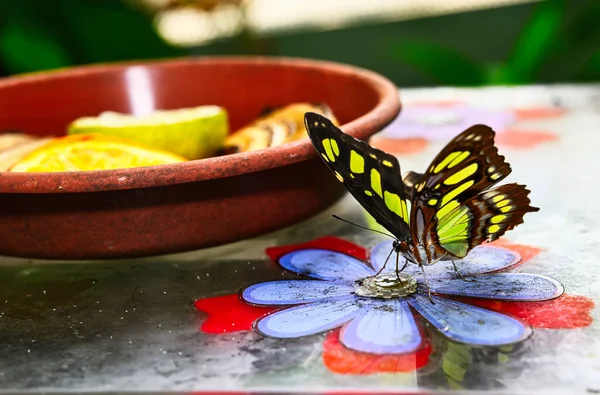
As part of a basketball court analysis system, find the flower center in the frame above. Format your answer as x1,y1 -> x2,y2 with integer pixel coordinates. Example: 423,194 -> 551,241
354,272 -> 417,299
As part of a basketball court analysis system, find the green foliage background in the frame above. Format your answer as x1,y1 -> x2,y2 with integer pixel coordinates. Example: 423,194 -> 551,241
0,0 -> 598,86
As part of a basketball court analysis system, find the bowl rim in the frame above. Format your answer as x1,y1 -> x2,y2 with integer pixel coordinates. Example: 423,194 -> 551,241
0,56 -> 401,194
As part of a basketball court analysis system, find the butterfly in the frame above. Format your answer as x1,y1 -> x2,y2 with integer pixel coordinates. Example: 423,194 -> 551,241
304,112 -> 539,289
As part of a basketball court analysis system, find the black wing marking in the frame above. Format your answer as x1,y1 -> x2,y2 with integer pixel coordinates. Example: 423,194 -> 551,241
409,124 -> 512,246
466,183 -> 540,245
402,171 -> 424,200
415,124 -> 511,201
304,112 -> 411,240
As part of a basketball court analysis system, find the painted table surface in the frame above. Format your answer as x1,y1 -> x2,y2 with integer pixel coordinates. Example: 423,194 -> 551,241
1,84 -> 599,394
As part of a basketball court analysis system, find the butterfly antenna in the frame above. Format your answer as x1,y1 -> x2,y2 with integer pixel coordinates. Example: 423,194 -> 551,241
331,215 -> 395,239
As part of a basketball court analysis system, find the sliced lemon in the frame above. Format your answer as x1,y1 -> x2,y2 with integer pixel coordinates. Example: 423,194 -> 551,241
8,134 -> 187,172
0,137 -> 54,171
67,106 -> 228,160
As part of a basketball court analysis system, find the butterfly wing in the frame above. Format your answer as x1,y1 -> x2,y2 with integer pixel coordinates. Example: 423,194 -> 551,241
414,124 -> 511,198
410,125 -> 538,260
402,171 -> 424,200
304,112 -> 411,240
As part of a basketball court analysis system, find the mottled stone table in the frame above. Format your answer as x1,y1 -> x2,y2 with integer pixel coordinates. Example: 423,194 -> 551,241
1,84 -> 599,394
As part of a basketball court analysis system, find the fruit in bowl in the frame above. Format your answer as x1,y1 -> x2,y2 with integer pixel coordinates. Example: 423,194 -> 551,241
3,102 -> 338,173
0,57 -> 400,260
67,105 -> 228,160
8,134 -> 188,173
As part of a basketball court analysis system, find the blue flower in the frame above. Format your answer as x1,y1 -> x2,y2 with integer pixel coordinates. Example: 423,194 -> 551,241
241,240 -> 564,355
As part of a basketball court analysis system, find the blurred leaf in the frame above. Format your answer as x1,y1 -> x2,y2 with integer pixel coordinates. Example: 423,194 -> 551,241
385,0 -> 600,85
503,0 -> 566,83
57,0 -> 182,63
0,20 -> 73,73
0,0 -> 182,76
534,0 -> 600,81
484,63 -> 513,86
391,40 -> 486,86
580,50 -> 600,79
0,0 -> 74,74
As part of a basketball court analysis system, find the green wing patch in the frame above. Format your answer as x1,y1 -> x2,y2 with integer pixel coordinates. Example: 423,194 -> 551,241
410,124 -> 514,257
435,183 -> 539,258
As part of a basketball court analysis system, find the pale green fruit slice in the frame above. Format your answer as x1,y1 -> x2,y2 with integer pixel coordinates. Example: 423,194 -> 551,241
67,106 -> 228,160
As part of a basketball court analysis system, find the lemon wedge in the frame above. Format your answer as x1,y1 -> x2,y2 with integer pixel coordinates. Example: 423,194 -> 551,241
9,134 -> 187,172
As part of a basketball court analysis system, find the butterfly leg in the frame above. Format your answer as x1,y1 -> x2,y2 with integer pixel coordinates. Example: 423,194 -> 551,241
394,252 -> 410,284
374,248 -> 394,277
397,254 -> 409,273
394,252 -> 405,284
451,259 -> 475,282
419,264 -> 435,304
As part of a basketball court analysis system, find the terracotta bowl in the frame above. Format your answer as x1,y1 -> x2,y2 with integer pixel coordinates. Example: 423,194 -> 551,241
0,57 -> 401,260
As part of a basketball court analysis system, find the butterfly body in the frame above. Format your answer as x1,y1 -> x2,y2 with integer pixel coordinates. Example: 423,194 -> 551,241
304,112 -> 539,271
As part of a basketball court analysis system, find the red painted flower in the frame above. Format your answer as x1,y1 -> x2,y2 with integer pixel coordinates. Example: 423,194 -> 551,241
194,237 -> 593,375
371,102 -> 562,155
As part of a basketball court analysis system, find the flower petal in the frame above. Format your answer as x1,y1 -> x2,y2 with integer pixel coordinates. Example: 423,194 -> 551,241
370,241 -> 521,278
512,107 -> 566,120
464,294 -> 595,329
489,239 -> 542,263
266,236 -> 367,262
429,273 -> 564,301
242,280 -> 355,305
454,245 -> 522,275
255,298 -> 363,338
279,249 -> 374,281
408,295 -> 531,346
340,299 -> 422,354
194,294 -> 277,334
379,104 -> 515,141
370,137 -> 429,156
495,129 -> 557,149
323,328 -> 432,374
